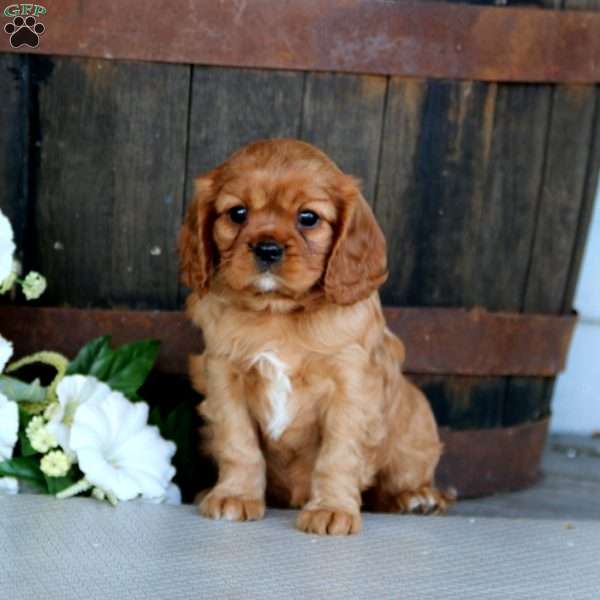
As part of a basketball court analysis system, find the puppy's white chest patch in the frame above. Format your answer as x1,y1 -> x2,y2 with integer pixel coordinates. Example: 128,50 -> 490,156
251,351 -> 293,441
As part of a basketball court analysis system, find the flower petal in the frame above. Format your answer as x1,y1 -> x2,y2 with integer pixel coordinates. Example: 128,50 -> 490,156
0,210 -> 15,284
70,393 -> 176,502
0,335 -> 14,373
0,477 -> 18,495
0,393 -> 18,461
47,375 -> 113,453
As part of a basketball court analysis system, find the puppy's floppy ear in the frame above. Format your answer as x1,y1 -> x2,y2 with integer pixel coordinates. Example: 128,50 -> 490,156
178,170 -> 221,294
324,175 -> 388,305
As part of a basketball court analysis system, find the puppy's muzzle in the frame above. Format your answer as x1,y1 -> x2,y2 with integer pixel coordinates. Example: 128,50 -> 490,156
252,240 -> 284,270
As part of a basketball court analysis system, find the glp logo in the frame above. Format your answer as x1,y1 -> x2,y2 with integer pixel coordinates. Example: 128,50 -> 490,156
4,4 -> 46,48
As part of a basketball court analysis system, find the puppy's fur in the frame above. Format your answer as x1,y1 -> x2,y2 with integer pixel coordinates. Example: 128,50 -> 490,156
179,139 -> 450,535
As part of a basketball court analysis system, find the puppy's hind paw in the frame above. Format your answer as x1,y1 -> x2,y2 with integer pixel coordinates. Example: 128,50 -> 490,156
199,492 -> 265,522
397,486 -> 455,515
296,508 -> 362,536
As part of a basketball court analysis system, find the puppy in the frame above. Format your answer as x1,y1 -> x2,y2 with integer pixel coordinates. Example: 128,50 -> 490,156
179,139 -> 450,535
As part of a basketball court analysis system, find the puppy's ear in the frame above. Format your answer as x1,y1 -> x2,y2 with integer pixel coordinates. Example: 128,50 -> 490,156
178,171 -> 220,294
324,176 -> 388,305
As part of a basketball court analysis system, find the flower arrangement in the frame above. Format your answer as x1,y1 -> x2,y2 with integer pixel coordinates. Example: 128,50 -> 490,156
0,208 -> 180,505
0,210 -> 46,300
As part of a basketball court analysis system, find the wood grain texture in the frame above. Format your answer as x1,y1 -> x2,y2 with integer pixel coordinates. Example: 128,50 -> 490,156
32,57 -> 190,308
0,305 -> 575,377
2,1 -> 600,82
0,54 -> 29,256
523,84 -> 596,314
503,0 -> 600,427
0,0 -> 596,432
374,76 -> 566,427
376,79 -> 498,307
300,72 -> 387,203
184,66 -> 305,212
489,82 -> 554,426
562,88 -> 600,311
550,0 -> 600,314
468,83 -> 552,311
373,79 -> 505,425
185,67 -> 305,181
473,80 -> 554,426
372,78 -> 427,300
412,374 -> 505,429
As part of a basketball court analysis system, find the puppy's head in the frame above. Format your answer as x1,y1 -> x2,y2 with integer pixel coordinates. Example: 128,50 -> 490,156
179,139 -> 387,308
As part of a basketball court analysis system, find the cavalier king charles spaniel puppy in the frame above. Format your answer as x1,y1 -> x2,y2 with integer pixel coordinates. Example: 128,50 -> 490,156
179,139 -> 450,535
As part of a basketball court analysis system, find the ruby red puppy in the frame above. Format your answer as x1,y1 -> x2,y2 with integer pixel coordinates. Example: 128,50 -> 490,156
179,139 -> 450,535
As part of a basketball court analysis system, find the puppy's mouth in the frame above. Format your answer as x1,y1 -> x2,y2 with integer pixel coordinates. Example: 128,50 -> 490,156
253,272 -> 281,293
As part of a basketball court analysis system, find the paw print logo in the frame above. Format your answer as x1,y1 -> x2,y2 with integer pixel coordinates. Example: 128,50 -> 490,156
4,16 -> 45,48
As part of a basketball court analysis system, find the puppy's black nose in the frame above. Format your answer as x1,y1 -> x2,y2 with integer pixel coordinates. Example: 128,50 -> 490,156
253,240 -> 284,266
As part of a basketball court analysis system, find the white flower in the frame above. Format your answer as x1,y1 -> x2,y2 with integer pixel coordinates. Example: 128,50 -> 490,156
46,375 -> 113,454
0,477 -> 18,495
164,482 -> 182,505
26,415 -> 59,453
70,392 -> 176,501
28,425 -> 58,454
142,482 -> 182,505
0,334 -> 13,373
40,450 -> 72,477
25,415 -> 44,435
0,393 -> 18,461
22,271 -> 47,300
0,259 -> 20,294
0,210 -> 16,285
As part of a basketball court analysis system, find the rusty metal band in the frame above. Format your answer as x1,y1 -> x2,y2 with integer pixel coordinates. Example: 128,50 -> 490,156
0,1 -> 599,82
437,418 -> 549,498
0,306 -> 575,376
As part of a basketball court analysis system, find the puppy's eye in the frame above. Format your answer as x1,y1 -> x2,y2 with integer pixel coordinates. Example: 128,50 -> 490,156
297,210 -> 320,229
228,206 -> 247,225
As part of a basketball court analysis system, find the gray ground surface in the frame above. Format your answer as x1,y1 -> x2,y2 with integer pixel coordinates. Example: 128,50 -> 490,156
1,435 -> 599,600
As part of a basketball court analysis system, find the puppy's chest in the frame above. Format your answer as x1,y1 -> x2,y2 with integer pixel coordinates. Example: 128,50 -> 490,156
246,351 -> 327,443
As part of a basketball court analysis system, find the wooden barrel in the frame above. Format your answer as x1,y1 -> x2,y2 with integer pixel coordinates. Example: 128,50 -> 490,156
1,0 -> 598,499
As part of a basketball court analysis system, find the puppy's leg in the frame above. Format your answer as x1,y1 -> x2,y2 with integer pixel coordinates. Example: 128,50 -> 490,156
198,358 -> 266,522
296,391 -> 365,536
189,353 -> 207,395
373,381 -> 454,515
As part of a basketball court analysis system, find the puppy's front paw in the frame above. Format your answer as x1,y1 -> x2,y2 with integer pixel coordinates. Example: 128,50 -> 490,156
199,492 -> 265,521
296,508 -> 362,536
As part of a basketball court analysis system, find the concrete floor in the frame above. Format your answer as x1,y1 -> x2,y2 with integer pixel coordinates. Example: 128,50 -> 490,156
1,435 -> 599,600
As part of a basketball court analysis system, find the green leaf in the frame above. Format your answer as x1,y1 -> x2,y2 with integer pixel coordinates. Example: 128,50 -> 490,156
0,457 -> 47,492
101,340 -> 160,397
18,431 -> 37,457
44,473 -> 77,495
66,336 -> 112,376
152,402 -> 192,458
67,336 -> 160,399
17,410 -> 38,455
6,352 -> 69,402
18,408 -> 33,428
0,374 -> 46,404
18,401 -> 47,415
149,405 -> 163,429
